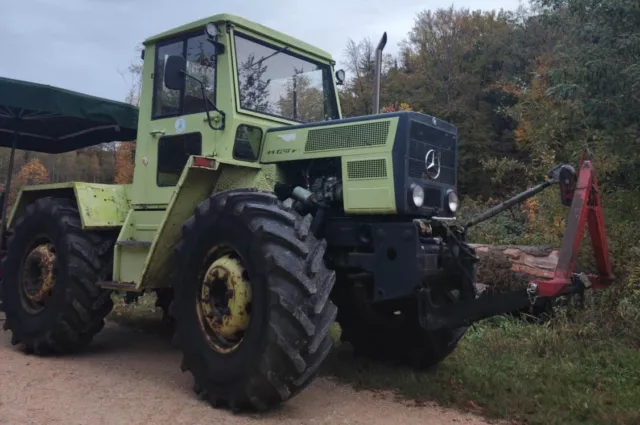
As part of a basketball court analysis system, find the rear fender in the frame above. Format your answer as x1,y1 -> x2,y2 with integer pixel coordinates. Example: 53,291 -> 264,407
7,182 -> 130,230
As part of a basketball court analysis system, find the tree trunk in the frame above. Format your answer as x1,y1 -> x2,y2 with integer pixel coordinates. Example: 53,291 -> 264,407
469,244 -> 560,293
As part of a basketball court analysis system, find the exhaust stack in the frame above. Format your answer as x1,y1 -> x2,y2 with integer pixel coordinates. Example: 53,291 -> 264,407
372,32 -> 387,114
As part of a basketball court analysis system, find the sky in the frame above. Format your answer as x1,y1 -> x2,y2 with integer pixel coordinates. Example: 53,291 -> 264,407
1,0 -> 523,104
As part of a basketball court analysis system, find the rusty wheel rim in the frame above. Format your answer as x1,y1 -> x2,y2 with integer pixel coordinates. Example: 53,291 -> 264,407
196,246 -> 252,354
20,241 -> 57,313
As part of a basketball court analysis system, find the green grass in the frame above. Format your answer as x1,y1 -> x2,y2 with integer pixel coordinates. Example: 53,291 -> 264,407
321,304 -> 640,425
109,292 -> 640,425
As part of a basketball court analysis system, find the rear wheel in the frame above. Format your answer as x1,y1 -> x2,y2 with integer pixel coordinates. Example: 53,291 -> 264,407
173,189 -> 337,412
1,197 -> 114,354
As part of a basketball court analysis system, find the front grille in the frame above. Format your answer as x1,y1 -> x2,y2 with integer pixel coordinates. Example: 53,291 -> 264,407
305,120 -> 390,152
407,120 -> 456,186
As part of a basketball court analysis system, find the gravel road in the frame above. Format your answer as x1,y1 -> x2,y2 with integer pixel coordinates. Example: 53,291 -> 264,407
0,313 -> 491,425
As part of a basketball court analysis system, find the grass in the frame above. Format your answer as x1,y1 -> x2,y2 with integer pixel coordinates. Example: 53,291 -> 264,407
322,314 -> 640,425
109,292 -> 640,425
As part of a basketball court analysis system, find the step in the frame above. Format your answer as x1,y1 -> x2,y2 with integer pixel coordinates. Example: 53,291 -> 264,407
96,281 -> 138,291
116,240 -> 152,248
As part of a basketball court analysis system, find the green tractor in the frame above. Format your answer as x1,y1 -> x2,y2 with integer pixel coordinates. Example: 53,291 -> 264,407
0,13 -> 613,412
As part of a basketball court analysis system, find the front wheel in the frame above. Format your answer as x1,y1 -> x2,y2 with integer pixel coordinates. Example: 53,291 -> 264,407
336,282 -> 467,369
172,189 -> 337,412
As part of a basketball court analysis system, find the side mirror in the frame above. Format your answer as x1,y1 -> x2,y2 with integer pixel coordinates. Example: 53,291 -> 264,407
164,55 -> 186,91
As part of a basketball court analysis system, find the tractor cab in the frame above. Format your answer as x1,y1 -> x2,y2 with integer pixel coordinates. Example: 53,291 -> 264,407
130,14 -> 344,206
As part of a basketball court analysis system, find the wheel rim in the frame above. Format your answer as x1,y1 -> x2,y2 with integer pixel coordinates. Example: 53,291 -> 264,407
196,246 -> 252,354
20,242 -> 57,313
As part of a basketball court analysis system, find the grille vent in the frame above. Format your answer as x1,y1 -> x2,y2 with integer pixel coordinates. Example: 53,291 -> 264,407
346,159 -> 387,180
305,120 -> 390,152
408,120 -> 457,186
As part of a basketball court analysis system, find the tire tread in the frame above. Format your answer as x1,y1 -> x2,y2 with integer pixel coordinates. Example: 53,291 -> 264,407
1,197 -> 114,354
173,189 -> 336,412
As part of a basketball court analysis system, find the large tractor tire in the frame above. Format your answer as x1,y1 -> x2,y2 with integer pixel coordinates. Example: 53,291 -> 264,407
172,189 -> 337,412
336,282 -> 467,369
1,197 -> 114,354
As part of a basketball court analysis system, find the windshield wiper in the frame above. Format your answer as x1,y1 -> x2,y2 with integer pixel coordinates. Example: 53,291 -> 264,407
244,46 -> 290,70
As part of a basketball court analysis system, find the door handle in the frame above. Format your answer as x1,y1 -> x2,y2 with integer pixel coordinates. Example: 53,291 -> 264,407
150,130 -> 166,137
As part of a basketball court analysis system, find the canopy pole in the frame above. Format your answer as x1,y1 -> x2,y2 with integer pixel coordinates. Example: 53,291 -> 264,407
0,133 -> 17,250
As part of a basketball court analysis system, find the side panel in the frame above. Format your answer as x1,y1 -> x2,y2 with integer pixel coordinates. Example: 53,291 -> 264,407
113,157 -> 282,290
113,209 -> 166,285
261,114 -> 400,214
139,158 -> 221,290
140,161 -> 282,289
7,182 -> 130,230
74,183 -> 131,229
341,153 -> 396,214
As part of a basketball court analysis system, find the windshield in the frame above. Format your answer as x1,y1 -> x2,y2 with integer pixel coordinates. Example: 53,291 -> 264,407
234,32 -> 339,123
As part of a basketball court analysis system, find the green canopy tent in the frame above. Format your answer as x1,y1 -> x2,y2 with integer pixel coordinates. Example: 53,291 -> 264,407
0,76 -> 139,245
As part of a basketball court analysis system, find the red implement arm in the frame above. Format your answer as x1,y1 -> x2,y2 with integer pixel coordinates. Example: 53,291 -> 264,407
534,153 -> 614,297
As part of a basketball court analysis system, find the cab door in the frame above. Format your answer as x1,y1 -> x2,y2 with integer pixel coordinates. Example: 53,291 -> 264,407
131,30 -> 219,207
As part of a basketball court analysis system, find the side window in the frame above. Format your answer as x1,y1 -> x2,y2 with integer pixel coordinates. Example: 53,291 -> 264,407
157,133 -> 202,186
153,41 -> 183,117
233,125 -> 263,161
184,35 -> 216,115
152,33 -> 217,119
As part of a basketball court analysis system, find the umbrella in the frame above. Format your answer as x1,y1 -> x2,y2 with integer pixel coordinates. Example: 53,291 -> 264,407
0,76 -> 139,244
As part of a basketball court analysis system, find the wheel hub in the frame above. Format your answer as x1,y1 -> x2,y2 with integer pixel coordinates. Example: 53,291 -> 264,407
22,243 -> 57,305
197,252 -> 252,354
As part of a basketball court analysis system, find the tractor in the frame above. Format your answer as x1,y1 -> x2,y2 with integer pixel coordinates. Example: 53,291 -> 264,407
0,13 -> 613,412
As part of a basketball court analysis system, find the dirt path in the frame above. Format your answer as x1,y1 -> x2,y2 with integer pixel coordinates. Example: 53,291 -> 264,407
0,313 -> 490,425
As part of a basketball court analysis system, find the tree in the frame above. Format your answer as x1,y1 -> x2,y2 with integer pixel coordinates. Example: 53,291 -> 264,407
112,46 -> 143,184
237,54 -> 272,113
17,158 -> 49,186
114,142 -> 135,184
276,71 -> 325,122
535,0 -> 640,190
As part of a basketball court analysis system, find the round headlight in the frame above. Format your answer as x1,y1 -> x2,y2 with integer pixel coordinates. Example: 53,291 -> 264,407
411,184 -> 424,207
447,190 -> 459,212
205,22 -> 219,38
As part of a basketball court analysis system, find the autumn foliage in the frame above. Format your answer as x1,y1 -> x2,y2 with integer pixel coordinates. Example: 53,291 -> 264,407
17,158 -> 49,186
114,142 -> 136,184
4,158 -> 50,208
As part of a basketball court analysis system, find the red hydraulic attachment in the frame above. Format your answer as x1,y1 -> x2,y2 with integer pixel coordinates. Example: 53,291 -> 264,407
532,150 -> 614,298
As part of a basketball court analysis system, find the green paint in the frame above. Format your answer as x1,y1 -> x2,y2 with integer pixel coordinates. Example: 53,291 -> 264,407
8,182 -> 130,230
130,14 -> 340,209
123,159 -> 282,289
261,117 -> 398,162
261,116 -> 399,214
139,157 -> 221,290
112,209 -> 158,285
143,14 -> 333,62
341,152 -> 397,214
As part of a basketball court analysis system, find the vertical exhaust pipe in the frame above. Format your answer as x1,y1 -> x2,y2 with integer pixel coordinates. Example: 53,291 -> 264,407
372,32 -> 387,114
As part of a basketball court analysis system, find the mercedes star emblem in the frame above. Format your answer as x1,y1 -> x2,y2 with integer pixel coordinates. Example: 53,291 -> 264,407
424,149 -> 441,180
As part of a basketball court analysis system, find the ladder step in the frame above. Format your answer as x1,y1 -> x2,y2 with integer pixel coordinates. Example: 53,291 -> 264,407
116,240 -> 152,247
96,281 -> 138,291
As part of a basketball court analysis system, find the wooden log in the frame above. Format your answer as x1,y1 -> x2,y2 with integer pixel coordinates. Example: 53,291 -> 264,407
469,244 -> 560,293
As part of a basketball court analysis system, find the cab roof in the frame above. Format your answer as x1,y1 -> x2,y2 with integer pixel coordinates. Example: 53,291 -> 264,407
143,13 -> 334,62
